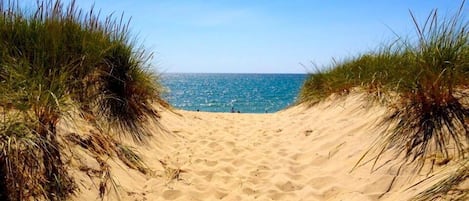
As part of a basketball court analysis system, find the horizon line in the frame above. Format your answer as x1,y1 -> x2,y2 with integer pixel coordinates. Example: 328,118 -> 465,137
160,72 -> 309,74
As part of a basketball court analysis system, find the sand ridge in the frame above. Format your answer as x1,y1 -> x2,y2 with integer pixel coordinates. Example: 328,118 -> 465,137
67,93 -> 457,201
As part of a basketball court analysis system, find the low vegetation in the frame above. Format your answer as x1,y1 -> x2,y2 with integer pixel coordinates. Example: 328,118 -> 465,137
0,0 -> 165,200
412,160 -> 469,201
300,1 -> 469,199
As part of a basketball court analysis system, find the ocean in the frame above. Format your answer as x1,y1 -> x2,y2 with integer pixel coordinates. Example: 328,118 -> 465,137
161,73 -> 307,113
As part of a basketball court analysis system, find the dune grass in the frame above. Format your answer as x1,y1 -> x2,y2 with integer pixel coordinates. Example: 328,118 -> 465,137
301,0 -> 469,165
300,1 -> 469,198
412,159 -> 469,201
0,0 -> 165,200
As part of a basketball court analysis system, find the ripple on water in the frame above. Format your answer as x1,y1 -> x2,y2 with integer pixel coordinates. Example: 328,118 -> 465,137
162,73 -> 307,113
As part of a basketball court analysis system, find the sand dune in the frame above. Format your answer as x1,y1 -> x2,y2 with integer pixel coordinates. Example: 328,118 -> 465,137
63,92 -> 462,201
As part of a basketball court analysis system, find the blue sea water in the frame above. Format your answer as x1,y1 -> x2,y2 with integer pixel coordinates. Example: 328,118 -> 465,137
161,73 -> 307,113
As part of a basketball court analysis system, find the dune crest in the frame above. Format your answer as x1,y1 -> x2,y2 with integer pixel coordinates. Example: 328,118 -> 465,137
64,93 -> 463,201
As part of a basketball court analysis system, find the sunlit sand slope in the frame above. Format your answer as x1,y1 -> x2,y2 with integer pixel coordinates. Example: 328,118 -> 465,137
65,93 -> 461,201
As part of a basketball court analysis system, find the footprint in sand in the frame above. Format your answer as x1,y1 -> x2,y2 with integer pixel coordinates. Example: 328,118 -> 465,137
267,189 -> 295,200
285,173 -> 303,181
248,169 -> 270,178
291,153 -> 308,161
309,155 -> 329,166
195,170 -> 215,182
289,164 -> 310,172
232,158 -> 247,166
277,149 -> 289,157
242,187 -> 257,195
275,181 -> 303,192
263,150 -> 272,155
246,177 -> 267,185
212,190 -> 228,199
307,176 -> 337,189
162,189 -> 182,200
193,158 -> 204,164
221,165 -> 236,174
220,158 -> 232,162
205,160 -> 218,167
224,141 -> 235,148
208,141 -> 221,149
256,164 -> 271,171
231,148 -> 243,155
322,186 -> 344,198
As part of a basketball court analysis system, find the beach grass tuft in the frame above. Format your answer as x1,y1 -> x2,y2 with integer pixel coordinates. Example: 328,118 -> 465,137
411,159 -> 469,201
0,0 -> 164,199
300,0 -> 469,198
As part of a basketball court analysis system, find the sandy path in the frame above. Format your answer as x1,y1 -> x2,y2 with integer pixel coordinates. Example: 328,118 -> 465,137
70,93 -> 453,201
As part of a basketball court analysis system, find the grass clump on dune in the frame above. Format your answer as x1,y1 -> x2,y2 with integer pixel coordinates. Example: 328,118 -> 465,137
300,1 -> 469,197
412,160 -> 469,201
0,0 -> 165,200
301,1 -> 469,165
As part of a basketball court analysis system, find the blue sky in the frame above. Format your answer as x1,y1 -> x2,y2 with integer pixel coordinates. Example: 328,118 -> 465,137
42,1 -> 469,73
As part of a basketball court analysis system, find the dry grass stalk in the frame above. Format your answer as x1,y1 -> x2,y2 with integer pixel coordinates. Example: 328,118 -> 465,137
159,160 -> 187,182
412,160 -> 469,201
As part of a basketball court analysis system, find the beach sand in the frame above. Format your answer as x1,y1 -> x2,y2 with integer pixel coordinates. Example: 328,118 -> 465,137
63,92 -> 462,201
